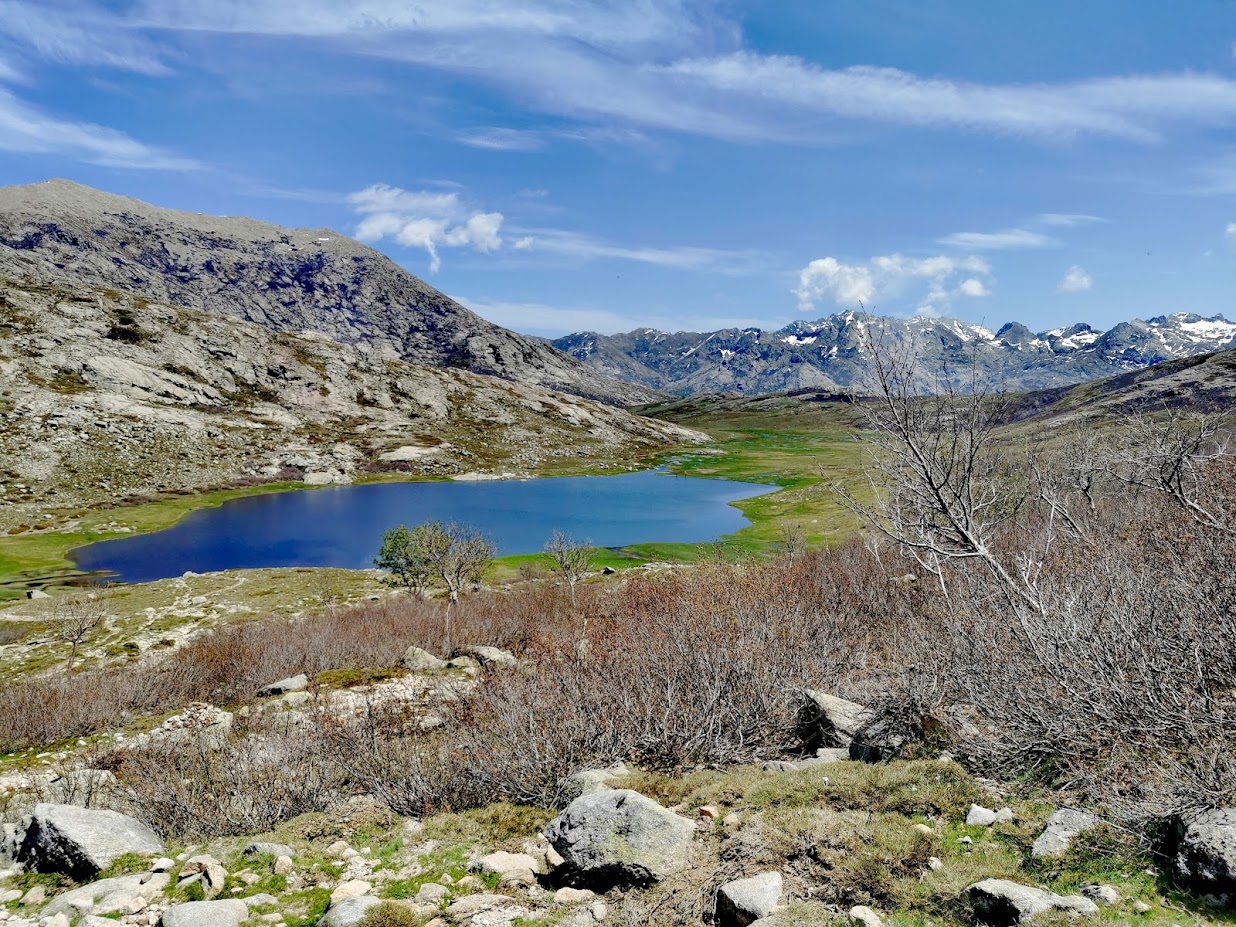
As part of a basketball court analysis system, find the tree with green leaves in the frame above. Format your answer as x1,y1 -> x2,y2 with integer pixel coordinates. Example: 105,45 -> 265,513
375,520 -> 495,651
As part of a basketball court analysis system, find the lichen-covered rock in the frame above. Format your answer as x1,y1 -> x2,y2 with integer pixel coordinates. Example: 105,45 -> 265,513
797,690 -> 873,750
1174,808 -> 1236,900
17,804 -> 163,880
964,879 -> 1098,924
715,872 -> 783,927
545,789 -> 695,888
161,899 -> 248,927
1031,808 -> 1100,858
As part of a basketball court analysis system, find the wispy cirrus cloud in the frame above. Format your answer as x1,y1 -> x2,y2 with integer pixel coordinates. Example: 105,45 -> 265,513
10,1 -> 1236,147
510,226 -> 763,273
0,86 -> 199,169
938,228 -> 1059,250
1036,213 -> 1108,227
794,253 -> 992,314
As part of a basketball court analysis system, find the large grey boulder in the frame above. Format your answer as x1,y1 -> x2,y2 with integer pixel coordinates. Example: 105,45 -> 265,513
1174,808 -> 1236,900
17,804 -> 163,880
964,879 -> 1098,924
797,690 -> 873,751
320,895 -> 382,927
43,872 -> 170,918
161,899 -> 248,927
1031,808 -> 1100,858
715,871 -> 783,927
545,789 -> 695,888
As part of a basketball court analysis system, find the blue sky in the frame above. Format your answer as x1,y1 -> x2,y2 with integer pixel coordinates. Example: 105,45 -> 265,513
1,1 -> 1236,337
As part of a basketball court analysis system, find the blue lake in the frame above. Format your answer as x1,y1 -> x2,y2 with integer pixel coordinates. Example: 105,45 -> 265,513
69,471 -> 775,583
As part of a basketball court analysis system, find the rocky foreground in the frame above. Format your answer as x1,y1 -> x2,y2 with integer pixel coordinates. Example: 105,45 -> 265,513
1,645 -> 1233,927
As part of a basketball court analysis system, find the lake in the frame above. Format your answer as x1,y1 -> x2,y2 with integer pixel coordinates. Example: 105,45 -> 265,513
69,471 -> 775,583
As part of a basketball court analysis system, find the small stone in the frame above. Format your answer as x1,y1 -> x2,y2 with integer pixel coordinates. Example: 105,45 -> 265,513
698,805 -> 720,820
554,888 -> 596,904
330,880 -> 372,904
715,871 -> 783,927
151,857 -> 175,873
722,812 -> 742,828
326,840 -> 350,856
927,857 -> 943,870
959,836 -> 973,845
1081,884 -> 1120,906
589,900 -> 608,921
849,905 -> 884,927
912,823 -> 935,836
966,804 -> 997,827
1133,901 -> 1153,914
416,883 -> 450,905
761,761 -> 797,773
21,885 -> 46,907
274,855 -> 294,875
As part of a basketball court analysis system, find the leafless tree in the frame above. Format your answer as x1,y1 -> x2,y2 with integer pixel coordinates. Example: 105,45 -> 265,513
544,530 -> 594,606
54,592 -> 109,673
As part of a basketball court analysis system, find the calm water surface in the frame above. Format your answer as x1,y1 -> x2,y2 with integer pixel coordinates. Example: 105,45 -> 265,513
70,471 -> 774,583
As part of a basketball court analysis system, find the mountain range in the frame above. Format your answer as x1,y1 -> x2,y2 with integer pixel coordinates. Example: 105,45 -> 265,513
0,179 -> 655,407
553,312 -> 1236,396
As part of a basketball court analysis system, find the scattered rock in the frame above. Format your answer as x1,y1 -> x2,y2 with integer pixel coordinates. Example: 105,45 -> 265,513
17,803 -> 164,880
274,855 -> 294,875
320,895 -> 382,927
179,855 -> 227,898
966,805 -> 997,827
1081,884 -> 1121,906
965,879 -> 1098,925
476,851 -> 538,885
445,893 -> 517,918
1173,807 -> 1236,899
797,690 -> 873,750
1132,900 -> 1152,914
257,674 -> 308,696
545,789 -> 695,888
330,880 -> 372,904
849,905 -> 884,927
554,888 -> 596,904
417,883 -> 450,905
243,842 -> 294,860
715,871 -> 783,927
403,646 -> 447,671
994,808 -> 1015,824
927,857 -> 943,871
161,899 -> 249,927
1031,809 -> 1101,858
42,873 -> 168,918
911,823 -> 935,836
848,717 -> 907,762
26,589 -> 50,600
589,900 -> 608,921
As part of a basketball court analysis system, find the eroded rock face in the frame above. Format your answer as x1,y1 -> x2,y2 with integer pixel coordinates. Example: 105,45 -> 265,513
545,789 -> 695,889
964,879 -> 1098,925
17,803 -> 163,880
1174,808 -> 1236,901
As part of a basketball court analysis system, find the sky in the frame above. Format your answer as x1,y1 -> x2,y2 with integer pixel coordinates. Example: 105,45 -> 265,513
1,1 -> 1236,338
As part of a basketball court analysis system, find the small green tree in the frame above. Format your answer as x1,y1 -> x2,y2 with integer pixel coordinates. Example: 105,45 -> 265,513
375,520 -> 495,651
544,530 -> 594,606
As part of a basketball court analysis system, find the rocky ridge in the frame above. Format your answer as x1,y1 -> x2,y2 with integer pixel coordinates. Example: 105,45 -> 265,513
554,311 -> 1236,397
0,179 -> 657,408
0,275 -> 703,535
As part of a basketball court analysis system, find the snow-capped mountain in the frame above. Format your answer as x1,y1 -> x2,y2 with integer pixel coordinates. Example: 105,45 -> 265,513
552,312 -> 1236,397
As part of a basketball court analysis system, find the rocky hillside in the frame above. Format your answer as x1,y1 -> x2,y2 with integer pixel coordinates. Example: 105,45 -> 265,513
555,311 -> 1236,396
0,276 -> 703,536
0,179 -> 658,407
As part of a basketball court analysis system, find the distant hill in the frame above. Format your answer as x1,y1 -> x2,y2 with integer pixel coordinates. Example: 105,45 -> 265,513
555,311 -> 1236,396
0,179 -> 658,407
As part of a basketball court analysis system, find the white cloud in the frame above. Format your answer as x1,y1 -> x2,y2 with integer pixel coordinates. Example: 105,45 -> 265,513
939,228 -> 1058,250
347,182 -> 504,273
32,0 -> 1236,147
1057,265 -> 1093,293
1036,213 -> 1107,227
454,127 -> 544,151
795,253 -> 992,314
0,86 -> 199,169
513,226 -> 763,272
